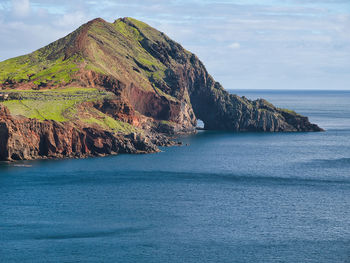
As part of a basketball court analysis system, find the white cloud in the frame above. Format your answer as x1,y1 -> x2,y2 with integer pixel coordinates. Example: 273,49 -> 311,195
228,42 -> 241,49
56,11 -> 87,28
0,0 -> 349,89
12,0 -> 30,17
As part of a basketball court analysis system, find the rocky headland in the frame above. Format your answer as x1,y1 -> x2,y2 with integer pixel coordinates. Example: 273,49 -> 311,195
0,17 -> 322,161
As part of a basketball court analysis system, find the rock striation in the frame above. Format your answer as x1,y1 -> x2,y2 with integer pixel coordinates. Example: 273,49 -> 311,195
0,105 -> 162,161
0,17 -> 322,161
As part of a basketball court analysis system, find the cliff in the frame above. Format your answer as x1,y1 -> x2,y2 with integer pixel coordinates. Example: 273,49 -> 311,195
0,17 -> 322,161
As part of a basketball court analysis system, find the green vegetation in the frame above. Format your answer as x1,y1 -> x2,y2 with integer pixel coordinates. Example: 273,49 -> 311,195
0,87 -> 138,134
113,19 -> 143,41
160,120 -> 175,126
111,18 -> 169,90
279,108 -> 300,116
122,17 -> 165,43
32,57 -> 80,85
154,86 -> 177,102
3,99 -> 77,121
125,18 -> 150,30
82,114 -> 139,134
85,62 -> 107,75
0,17 -> 188,134
0,16 -> 178,98
4,87 -> 103,97
1,88 -> 114,122
0,22 -> 85,86
0,52 -> 81,86
80,106 -> 140,134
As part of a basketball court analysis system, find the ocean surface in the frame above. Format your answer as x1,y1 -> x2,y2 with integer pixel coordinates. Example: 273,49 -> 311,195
1,90 -> 350,263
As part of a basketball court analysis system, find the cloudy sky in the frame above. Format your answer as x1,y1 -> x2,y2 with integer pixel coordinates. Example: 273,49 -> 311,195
0,0 -> 349,90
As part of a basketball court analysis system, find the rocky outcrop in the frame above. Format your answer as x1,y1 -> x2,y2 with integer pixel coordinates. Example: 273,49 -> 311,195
0,105 -> 160,161
131,31 -> 323,132
0,17 -> 323,161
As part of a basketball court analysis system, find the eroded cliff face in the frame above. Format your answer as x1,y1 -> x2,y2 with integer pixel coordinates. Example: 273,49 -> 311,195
0,17 -> 322,161
131,29 -> 322,132
0,105 -> 162,161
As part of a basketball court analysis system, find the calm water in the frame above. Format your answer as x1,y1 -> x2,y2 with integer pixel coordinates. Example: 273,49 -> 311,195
1,90 -> 350,263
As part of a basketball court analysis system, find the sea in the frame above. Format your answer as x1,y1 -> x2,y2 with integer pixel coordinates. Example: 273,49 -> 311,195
0,90 -> 349,263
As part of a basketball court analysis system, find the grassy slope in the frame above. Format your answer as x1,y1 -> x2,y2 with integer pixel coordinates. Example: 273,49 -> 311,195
0,55 -> 80,86
2,88 -> 109,120
0,26 -> 83,85
1,88 -> 137,134
82,18 -> 169,93
80,107 -> 139,134
0,18 -> 181,133
0,17 -> 177,93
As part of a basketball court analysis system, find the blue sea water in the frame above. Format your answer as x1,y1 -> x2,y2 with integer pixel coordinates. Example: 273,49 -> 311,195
0,90 -> 350,263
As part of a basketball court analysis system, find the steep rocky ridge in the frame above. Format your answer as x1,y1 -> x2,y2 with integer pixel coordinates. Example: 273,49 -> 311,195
0,17 -> 322,161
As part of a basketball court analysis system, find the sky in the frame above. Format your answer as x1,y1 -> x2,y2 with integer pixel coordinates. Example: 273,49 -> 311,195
0,0 -> 349,90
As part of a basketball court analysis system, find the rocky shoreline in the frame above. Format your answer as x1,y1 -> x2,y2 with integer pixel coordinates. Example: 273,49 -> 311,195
0,17 -> 323,161
0,105 -> 164,161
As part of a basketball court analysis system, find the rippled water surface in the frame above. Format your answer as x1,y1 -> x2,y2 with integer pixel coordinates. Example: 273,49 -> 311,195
1,90 -> 349,263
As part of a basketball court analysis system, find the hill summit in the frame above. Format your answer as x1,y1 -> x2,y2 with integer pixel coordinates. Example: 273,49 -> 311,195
0,17 -> 322,161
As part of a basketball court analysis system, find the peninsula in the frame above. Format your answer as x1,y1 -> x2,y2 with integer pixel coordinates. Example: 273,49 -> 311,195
0,18 -> 322,161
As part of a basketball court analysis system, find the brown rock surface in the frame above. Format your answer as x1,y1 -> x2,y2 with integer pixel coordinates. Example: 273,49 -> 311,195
0,105 -> 159,161
0,17 -> 323,161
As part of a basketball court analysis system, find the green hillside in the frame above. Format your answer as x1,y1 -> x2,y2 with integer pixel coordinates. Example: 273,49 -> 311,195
0,17 -> 184,132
